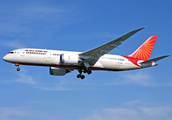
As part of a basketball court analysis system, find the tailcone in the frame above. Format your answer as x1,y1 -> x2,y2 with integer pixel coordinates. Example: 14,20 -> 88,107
140,61 -> 157,68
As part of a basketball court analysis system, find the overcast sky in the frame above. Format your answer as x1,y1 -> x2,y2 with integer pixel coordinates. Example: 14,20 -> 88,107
1,0 -> 172,120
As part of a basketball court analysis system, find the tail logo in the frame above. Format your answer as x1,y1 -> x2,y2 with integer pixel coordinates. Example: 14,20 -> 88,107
130,36 -> 157,61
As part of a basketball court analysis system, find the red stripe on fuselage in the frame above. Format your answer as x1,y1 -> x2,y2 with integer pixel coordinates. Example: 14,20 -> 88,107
122,55 -> 141,67
12,62 -> 123,72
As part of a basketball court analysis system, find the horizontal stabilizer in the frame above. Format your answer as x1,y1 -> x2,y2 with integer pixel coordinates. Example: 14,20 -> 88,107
141,55 -> 170,64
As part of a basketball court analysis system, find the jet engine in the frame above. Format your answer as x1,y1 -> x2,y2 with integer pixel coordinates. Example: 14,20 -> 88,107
60,54 -> 80,65
49,67 -> 70,76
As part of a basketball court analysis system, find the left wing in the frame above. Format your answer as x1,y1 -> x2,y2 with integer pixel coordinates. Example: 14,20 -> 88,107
139,55 -> 170,68
140,55 -> 170,64
79,27 -> 146,66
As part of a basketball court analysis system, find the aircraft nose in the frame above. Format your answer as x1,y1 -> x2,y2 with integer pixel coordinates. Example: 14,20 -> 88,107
3,55 -> 8,61
3,54 -> 11,62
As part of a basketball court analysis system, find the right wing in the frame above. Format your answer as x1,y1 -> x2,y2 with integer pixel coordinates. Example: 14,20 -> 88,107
79,27 -> 146,66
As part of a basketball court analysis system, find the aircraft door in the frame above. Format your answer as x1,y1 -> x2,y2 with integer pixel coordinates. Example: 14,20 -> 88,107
47,52 -> 52,58
20,50 -> 25,56
43,52 -> 52,63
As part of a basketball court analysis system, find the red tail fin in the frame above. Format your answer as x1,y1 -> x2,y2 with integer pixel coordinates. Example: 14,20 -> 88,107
130,36 -> 157,61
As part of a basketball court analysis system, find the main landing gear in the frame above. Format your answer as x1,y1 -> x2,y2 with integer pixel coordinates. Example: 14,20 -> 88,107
77,69 -> 92,79
15,63 -> 20,71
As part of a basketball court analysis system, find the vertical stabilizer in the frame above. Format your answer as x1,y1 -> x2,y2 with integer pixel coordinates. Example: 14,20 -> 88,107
130,36 -> 157,61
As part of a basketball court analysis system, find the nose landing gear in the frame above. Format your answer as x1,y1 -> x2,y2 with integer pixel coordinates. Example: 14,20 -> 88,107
15,63 -> 20,71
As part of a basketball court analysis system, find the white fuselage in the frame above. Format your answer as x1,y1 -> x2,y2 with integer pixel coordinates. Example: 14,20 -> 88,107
3,27 -> 167,79
3,48 -> 140,71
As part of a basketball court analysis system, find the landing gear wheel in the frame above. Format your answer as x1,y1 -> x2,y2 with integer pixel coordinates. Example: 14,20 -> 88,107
81,75 -> 85,79
77,74 -> 85,79
77,69 -> 87,79
17,68 -> 20,71
83,69 -> 87,73
87,69 -> 92,75
77,74 -> 81,78
83,69 -> 92,75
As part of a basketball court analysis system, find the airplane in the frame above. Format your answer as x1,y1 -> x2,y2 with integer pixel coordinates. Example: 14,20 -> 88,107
3,27 -> 170,79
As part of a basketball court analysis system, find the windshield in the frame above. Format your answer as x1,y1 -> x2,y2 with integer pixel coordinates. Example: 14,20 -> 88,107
8,51 -> 14,54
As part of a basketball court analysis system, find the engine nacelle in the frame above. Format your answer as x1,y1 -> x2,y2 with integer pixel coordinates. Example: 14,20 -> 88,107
60,54 -> 79,65
50,67 -> 69,76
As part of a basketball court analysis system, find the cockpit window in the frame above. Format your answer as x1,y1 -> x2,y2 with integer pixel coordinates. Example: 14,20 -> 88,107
8,51 -> 14,54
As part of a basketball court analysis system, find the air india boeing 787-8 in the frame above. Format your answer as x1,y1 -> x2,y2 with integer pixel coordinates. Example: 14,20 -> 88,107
3,27 -> 169,79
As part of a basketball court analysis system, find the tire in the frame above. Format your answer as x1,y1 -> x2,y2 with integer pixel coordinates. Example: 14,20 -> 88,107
81,75 -> 85,79
17,68 -> 20,71
87,70 -> 92,74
